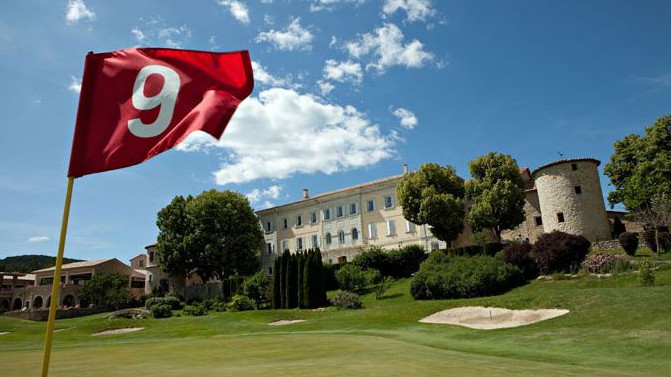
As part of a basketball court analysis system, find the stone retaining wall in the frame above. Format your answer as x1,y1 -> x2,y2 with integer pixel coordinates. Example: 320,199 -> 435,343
2,306 -> 108,321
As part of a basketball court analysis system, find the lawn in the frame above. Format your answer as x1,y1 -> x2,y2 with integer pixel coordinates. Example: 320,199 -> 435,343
1,265 -> 670,377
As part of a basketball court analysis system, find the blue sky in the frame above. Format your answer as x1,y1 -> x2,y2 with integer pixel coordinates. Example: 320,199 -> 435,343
1,0 -> 670,263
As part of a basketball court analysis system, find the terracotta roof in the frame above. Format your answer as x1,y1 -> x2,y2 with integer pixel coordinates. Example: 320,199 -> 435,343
531,158 -> 601,177
32,259 -> 116,273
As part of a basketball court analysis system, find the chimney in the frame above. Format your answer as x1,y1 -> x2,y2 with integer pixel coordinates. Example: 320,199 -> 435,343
402,164 -> 409,174
302,189 -> 309,199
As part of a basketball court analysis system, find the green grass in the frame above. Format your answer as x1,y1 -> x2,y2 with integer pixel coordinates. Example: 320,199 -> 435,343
1,267 -> 670,377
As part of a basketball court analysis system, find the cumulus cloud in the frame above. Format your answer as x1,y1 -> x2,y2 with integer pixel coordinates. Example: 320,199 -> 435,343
66,0 -> 96,25
131,19 -> 192,48
323,59 -> 363,84
392,107 -> 418,129
28,236 -> 50,243
216,0 -> 250,25
252,61 -> 290,87
345,23 -> 433,72
383,0 -> 436,22
317,80 -> 335,95
310,0 -> 368,12
68,75 -> 82,93
177,88 -> 396,185
256,18 -> 313,51
246,185 -> 282,205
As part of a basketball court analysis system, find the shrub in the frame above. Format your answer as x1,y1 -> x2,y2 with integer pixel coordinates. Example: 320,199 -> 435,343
182,304 -> 207,316
500,242 -> 538,279
352,247 -> 392,276
226,295 -> 255,312
373,276 -> 393,300
612,217 -> 626,237
387,244 -> 427,278
410,255 -> 524,300
244,271 -> 270,309
335,264 -> 380,292
212,299 -> 227,312
322,263 -> 340,291
532,231 -> 591,274
330,291 -> 363,309
638,261 -> 655,286
643,230 -> 671,254
618,232 -> 639,256
145,296 -> 182,311
150,303 -> 173,318
582,252 -> 631,274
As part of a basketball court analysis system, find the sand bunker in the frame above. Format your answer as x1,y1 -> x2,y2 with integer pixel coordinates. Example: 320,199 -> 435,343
420,306 -> 569,330
0,332 -> 9,336
268,320 -> 305,326
91,327 -> 145,336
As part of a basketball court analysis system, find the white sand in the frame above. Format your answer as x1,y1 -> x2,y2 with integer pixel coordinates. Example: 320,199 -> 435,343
268,320 -> 305,326
419,306 -> 569,330
91,327 -> 145,336
0,332 -> 9,336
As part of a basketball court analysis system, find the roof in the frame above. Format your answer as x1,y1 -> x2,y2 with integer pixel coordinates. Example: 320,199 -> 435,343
32,259 -> 116,273
2,273 -> 35,281
132,269 -> 147,279
257,173 -> 405,214
130,253 -> 146,261
531,158 -> 601,177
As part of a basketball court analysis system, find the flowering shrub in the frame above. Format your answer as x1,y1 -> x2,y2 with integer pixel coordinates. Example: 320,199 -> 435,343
330,291 -> 363,309
582,253 -> 631,274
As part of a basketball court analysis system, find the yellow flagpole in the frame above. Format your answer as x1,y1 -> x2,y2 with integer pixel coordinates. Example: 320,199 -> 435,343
40,176 -> 75,377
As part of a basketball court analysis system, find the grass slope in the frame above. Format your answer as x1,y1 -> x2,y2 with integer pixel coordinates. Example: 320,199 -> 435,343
1,266 -> 670,376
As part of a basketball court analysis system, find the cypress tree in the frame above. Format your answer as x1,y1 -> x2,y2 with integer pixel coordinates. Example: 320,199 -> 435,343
303,250 -> 313,308
279,250 -> 289,309
286,254 -> 298,308
272,257 -> 281,309
314,248 -> 327,307
297,252 -> 305,308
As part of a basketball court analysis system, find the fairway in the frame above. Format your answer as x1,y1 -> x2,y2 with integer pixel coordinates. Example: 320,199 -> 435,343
2,269 -> 670,377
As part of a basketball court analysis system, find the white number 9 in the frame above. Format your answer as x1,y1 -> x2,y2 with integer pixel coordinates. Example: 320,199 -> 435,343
128,65 -> 180,138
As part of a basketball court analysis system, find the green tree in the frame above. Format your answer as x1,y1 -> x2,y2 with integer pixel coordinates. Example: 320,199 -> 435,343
465,152 -> 525,242
604,115 -> 671,211
272,257 -> 281,309
155,190 -> 263,282
396,163 -> 466,243
243,271 -> 270,309
80,272 -> 129,309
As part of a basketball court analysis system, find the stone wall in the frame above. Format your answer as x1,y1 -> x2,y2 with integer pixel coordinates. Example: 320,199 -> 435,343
3,306 -> 107,321
592,239 -> 624,251
174,281 -> 223,302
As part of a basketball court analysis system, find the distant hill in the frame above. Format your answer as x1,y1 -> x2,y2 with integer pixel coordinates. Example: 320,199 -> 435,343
0,255 -> 83,273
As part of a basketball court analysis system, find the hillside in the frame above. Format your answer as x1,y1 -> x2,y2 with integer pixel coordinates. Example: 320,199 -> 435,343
0,255 -> 82,273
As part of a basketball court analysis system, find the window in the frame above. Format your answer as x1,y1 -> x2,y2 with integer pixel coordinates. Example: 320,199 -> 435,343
325,232 -> 332,245
557,212 -> 565,223
283,218 -> 288,229
337,205 -> 344,218
323,208 -> 331,220
338,231 -> 345,244
296,237 -> 303,250
405,221 -> 416,233
352,228 -> 359,241
350,203 -> 357,215
296,215 -> 303,226
368,223 -> 377,239
387,219 -> 396,236
571,163 -> 578,171
431,242 -> 440,251
312,234 -> 319,248
534,216 -> 543,226
384,195 -> 394,209
139,260 -> 145,268
266,221 -> 272,232
337,256 -> 347,264
367,199 -> 375,212
268,267 -> 273,275
267,243 -> 273,254
149,251 -> 154,263
310,212 -> 318,223
282,240 -> 289,252
574,185 -> 582,194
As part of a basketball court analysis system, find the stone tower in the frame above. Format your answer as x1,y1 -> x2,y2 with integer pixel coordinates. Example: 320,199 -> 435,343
532,158 -> 611,241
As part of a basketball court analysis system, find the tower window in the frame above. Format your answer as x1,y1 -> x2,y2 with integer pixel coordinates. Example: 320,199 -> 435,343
557,212 -> 565,223
534,216 -> 543,226
574,185 -> 582,194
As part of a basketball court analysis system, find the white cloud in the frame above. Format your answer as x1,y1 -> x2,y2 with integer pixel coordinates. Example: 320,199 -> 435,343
345,23 -> 433,72
246,185 -> 282,204
252,61 -> 289,87
157,26 -> 192,48
131,22 -> 192,48
323,59 -> 363,84
261,0 -> 273,3
68,75 -> 82,93
310,0 -> 368,12
636,73 -> 671,87
317,80 -> 335,95
392,107 -> 418,129
65,0 -> 96,25
28,236 -> 50,243
383,0 -> 436,23
216,0 -> 250,25
264,15 -> 274,25
130,28 -> 148,44
256,18 -> 313,51
177,88 -> 396,185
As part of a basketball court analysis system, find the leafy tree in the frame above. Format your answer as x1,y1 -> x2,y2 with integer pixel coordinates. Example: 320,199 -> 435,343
604,115 -> 671,211
633,193 -> 671,256
243,271 -> 270,309
0,255 -> 81,274
397,163 -> 466,243
155,190 -> 263,282
465,152 -> 525,242
80,272 -> 129,309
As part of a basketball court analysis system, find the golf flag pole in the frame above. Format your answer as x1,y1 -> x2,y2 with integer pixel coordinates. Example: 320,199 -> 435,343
40,176 -> 75,377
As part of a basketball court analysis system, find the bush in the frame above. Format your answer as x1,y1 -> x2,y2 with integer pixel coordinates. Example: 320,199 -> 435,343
373,277 -> 393,300
182,304 -> 207,316
500,242 -> 538,279
387,244 -> 427,278
582,252 -> 631,274
335,264 -> 380,292
352,247 -> 392,276
638,261 -> 655,286
150,303 -> 173,318
618,232 -> 639,256
212,299 -> 227,312
226,294 -> 255,312
410,255 -> 524,300
330,291 -> 363,309
322,263 -> 340,291
643,230 -> 671,254
244,271 -> 270,309
532,231 -> 591,274
145,296 -> 182,311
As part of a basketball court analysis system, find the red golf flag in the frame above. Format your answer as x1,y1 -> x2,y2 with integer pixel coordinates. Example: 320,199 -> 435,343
67,48 -> 254,177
